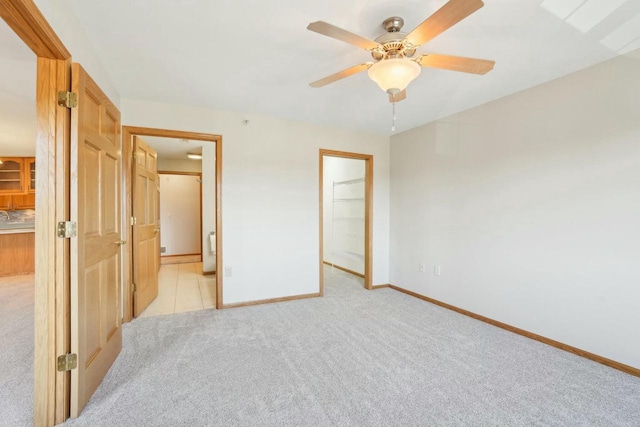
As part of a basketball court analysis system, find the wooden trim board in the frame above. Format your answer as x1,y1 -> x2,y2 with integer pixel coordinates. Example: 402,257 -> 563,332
122,126 -> 223,320
160,254 -> 202,265
389,285 -> 640,378
322,261 -> 365,279
223,292 -> 321,309
371,284 -> 389,290
157,170 -> 202,176
0,0 -> 70,59
160,252 -> 201,258
1,2 -> 73,425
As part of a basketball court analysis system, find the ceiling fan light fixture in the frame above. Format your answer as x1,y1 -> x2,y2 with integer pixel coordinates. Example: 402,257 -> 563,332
368,58 -> 421,95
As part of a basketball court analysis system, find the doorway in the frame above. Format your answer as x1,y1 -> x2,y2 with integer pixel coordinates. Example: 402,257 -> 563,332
134,135 -> 215,317
319,149 -> 373,294
122,126 -> 223,322
0,15 -> 38,426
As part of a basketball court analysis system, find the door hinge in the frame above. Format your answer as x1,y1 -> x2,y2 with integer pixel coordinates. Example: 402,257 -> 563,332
132,151 -> 136,161
133,283 -> 137,292
57,221 -> 77,238
131,216 -> 137,226
57,353 -> 78,372
57,91 -> 78,108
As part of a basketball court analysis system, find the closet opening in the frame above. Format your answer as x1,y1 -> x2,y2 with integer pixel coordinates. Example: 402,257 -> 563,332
319,149 -> 373,294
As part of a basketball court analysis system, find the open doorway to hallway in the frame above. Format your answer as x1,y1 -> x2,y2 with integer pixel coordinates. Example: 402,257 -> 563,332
121,128 -> 223,320
136,136 -> 215,317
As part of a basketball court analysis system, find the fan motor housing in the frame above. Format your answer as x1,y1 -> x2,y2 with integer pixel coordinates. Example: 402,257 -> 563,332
371,17 -> 417,61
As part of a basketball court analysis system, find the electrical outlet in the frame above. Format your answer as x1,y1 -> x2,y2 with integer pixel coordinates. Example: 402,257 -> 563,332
434,265 -> 441,276
224,267 -> 232,277
418,263 -> 425,272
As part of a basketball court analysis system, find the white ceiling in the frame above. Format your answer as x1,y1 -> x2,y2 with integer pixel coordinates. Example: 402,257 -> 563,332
3,0 -> 640,143
0,18 -> 36,156
67,0 -> 640,135
142,136 -> 204,160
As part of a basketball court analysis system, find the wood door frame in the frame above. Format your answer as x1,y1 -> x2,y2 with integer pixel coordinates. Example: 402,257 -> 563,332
0,1 -> 72,425
319,149 -> 373,294
157,170 -> 203,260
122,126 -> 223,320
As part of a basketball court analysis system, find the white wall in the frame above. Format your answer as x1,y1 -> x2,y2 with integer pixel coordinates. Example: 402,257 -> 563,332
156,156 -> 215,271
122,99 -> 390,304
390,52 -> 640,369
34,0 -> 120,106
159,174 -> 201,256
201,143 -> 216,273
323,157 -> 365,274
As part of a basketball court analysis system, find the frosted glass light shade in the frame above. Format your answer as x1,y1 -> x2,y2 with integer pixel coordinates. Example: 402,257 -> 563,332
368,58 -> 421,94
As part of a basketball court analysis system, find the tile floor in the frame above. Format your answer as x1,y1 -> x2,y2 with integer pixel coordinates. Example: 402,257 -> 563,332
139,262 -> 216,318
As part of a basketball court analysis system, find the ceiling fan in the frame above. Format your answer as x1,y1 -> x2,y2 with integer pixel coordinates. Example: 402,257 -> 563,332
307,0 -> 495,104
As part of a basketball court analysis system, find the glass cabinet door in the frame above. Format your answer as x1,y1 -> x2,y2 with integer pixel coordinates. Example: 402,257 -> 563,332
26,158 -> 36,193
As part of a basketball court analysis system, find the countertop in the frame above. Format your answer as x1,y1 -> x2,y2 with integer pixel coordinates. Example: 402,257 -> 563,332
0,209 -> 35,234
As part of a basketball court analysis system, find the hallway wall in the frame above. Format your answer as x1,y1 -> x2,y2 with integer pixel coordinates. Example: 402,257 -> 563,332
159,174 -> 201,256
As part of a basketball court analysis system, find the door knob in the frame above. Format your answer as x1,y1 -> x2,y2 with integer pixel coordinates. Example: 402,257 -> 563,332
154,227 -> 161,233
115,240 -> 127,246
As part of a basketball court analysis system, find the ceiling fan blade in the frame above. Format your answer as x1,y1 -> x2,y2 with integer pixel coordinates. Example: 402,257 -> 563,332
309,63 -> 372,88
307,21 -> 381,51
405,0 -> 484,47
417,53 -> 494,74
389,90 -> 407,103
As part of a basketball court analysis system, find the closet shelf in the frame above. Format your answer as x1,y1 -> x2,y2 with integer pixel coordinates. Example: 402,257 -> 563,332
333,197 -> 365,202
333,217 -> 365,221
333,177 -> 364,186
332,250 -> 365,261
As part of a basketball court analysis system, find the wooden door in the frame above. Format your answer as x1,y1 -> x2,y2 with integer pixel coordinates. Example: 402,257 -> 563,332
132,136 -> 159,316
70,63 -> 122,417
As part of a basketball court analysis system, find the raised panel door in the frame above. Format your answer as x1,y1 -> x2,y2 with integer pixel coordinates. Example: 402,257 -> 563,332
70,63 -> 122,417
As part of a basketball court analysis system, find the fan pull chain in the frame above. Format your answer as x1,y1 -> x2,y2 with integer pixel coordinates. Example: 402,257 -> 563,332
391,101 -> 396,132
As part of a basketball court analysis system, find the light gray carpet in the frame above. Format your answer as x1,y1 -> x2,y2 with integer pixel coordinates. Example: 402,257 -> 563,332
3,268 -> 640,426
59,267 -> 640,426
0,275 -> 34,427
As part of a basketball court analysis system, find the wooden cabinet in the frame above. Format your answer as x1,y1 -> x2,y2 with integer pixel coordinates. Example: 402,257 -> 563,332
0,232 -> 35,277
0,157 -> 36,200
25,157 -> 35,193
0,195 -> 11,210
0,158 -> 26,194
12,193 -> 35,209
